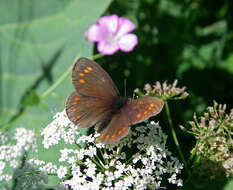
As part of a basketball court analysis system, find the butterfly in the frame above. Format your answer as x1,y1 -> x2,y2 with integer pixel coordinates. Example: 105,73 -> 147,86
65,57 -> 164,144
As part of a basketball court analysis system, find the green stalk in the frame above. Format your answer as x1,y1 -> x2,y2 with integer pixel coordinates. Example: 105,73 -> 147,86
88,156 -> 105,171
91,53 -> 104,60
41,63 -> 73,99
1,107 -> 31,131
164,101 -> 190,177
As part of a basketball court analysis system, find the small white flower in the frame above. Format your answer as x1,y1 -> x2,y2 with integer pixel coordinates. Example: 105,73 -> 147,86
10,159 -> 20,168
177,179 -> 183,186
40,162 -> 57,174
0,131 -> 8,144
57,166 -> 67,179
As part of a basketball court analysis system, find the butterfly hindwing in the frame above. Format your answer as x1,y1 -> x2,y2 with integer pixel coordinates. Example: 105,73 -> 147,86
124,96 -> 164,125
66,92 -> 112,128
98,96 -> 164,144
98,109 -> 130,144
72,58 -> 119,100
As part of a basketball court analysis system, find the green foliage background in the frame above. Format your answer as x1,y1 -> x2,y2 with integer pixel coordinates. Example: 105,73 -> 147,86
0,0 -> 233,189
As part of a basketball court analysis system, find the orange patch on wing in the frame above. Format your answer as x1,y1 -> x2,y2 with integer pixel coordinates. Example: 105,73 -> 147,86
148,106 -> 152,110
72,108 -> 77,112
111,134 -> 116,139
78,72 -> 85,77
81,121 -> 86,125
105,134 -> 110,140
74,97 -> 80,101
75,115 -> 81,119
84,69 -> 89,73
118,130 -> 122,135
100,135 -> 104,139
79,79 -> 86,83
144,111 -> 148,115
86,66 -> 93,71
150,103 -> 154,107
122,126 -> 127,131
73,101 -> 78,105
136,113 -> 142,118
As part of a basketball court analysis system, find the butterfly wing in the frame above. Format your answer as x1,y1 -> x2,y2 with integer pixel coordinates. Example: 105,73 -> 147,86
124,96 -> 164,125
98,108 -> 130,144
71,57 -> 119,100
66,92 -> 112,127
98,96 -> 164,144
66,57 -> 119,128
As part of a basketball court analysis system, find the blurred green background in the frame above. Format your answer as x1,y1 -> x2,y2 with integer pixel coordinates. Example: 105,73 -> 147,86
0,0 -> 233,189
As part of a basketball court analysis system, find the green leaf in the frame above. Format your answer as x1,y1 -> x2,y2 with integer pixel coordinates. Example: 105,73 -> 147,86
222,53 -> 233,75
224,178 -> 233,190
195,20 -> 227,37
21,90 -> 40,107
0,0 -> 112,187
0,0 -> 111,128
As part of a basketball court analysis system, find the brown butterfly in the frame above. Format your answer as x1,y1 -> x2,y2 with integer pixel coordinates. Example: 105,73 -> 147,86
65,58 -> 164,144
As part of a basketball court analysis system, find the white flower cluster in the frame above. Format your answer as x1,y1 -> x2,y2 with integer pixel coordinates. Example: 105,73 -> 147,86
41,111 -> 80,149
28,159 -> 68,179
42,110 -> 183,189
0,128 -> 38,187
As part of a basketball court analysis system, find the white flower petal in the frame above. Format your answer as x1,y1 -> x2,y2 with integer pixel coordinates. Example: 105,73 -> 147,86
118,34 -> 138,52
86,24 -> 103,42
97,41 -> 119,55
116,17 -> 136,37
98,15 -> 118,34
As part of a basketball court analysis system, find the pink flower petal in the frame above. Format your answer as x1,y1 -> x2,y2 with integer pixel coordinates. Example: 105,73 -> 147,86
116,17 -> 136,37
97,41 -> 119,55
86,24 -> 104,42
98,15 -> 118,34
118,34 -> 138,52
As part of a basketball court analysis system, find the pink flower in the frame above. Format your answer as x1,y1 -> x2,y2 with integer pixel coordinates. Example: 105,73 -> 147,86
86,15 -> 138,55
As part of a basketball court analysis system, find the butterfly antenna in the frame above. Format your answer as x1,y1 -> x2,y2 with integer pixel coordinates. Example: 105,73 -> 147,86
124,79 -> 127,96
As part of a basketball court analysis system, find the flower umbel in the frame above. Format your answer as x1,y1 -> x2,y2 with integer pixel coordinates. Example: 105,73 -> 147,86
135,80 -> 189,100
86,14 -> 138,55
42,110 -> 183,189
0,128 -> 38,189
180,101 -> 233,178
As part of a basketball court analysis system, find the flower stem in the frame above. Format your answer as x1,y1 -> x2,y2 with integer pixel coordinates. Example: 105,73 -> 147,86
42,54 -> 82,99
1,107 -> 31,131
91,53 -> 104,60
41,64 -> 73,99
88,156 -> 105,171
164,101 -> 190,177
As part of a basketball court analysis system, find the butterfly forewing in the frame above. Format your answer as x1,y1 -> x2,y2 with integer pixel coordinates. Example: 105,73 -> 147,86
125,96 -> 164,125
66,92 -> 112,128
72,58 -> 119,100
98,109 -> 130,144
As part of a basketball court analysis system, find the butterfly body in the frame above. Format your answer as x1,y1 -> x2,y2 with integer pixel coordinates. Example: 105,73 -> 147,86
66,58 -> 164,144
110,96 -> 129,113
97,96 -> 128,133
